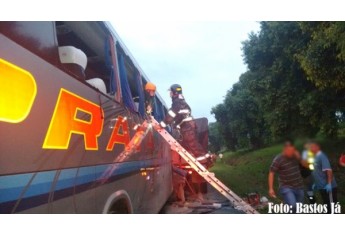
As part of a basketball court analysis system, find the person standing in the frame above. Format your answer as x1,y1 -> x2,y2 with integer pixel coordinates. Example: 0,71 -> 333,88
301,142 -> 316,204
268,141 -> 305,213
309,141 -> 338,213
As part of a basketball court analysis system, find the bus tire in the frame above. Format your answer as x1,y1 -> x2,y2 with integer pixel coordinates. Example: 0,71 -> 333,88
102,190 -> 133,214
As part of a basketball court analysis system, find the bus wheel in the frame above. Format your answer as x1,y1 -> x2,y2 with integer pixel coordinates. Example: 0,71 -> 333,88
108,199 -> 130,214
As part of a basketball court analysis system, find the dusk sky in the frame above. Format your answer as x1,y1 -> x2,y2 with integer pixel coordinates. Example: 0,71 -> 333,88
111,21 -> 260,122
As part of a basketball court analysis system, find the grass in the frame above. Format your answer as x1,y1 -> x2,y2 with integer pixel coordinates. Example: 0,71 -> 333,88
211,138 -> 345,213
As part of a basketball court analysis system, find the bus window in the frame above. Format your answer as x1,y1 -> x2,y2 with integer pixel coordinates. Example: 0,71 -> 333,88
0,22 -> 59,65
116,43 -> 147,114
55,22 -> 110,95
135,75 -> 145,117
153,99 -> 165,122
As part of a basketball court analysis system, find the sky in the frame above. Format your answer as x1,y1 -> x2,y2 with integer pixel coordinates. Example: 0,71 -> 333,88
111,21 -> 261,122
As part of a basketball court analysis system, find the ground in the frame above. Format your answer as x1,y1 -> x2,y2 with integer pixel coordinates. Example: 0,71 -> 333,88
161,184 -> 244,214
211,138 -> 345,213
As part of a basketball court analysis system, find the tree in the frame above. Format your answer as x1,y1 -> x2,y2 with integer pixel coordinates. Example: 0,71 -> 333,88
297,22 -> 345,90
211,103 -> 238,151
208,122 -> 224,153
242,22 -> 335,138
211,21 -> 345,151
211,72 -> 267,150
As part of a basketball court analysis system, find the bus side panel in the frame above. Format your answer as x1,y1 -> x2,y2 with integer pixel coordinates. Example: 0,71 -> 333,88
0,33 -> 172,213
133,139 -> 173,213
0,33 -> 150,174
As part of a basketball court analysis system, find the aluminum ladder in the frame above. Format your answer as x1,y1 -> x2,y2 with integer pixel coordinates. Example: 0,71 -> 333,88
149,117 -> 259,214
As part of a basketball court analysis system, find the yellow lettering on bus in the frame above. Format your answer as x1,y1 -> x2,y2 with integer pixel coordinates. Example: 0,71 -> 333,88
43,89 -> 104,150
0,58 -> 37,123
106,116 -> 130,151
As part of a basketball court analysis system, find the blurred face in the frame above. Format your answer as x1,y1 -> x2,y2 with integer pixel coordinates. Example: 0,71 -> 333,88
304,143 -> 310,150
283,144 -> 295,158
149,90 -> 155,97
146,90 -> 155,97
310,143 -> 320,154
169,91 -> 173,98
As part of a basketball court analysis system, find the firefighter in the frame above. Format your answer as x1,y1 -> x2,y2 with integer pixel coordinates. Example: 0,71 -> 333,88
144,82 -> 156,115
144,82 -> 156,154
160,84 -> 211,199
160,84 -> 209,161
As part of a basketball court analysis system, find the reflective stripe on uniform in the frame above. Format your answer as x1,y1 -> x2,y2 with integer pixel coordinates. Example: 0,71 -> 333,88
160,121 -> 167,128
178,109 -> 190,114
181,117 -> 193,123
196,156 -> 207,161
176,116 -> 193,129
196,154 -> 211,161
168,110 -> 176,118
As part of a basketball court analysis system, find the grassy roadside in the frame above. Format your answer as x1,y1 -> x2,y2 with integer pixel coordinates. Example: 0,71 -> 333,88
210,138 -> 345,213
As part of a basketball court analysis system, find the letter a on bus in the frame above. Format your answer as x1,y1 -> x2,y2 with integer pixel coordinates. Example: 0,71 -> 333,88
106,116 -> 130,151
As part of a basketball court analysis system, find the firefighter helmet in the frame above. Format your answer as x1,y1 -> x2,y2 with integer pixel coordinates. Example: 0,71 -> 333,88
145,82 -> 156,92
169,84 -> 182,95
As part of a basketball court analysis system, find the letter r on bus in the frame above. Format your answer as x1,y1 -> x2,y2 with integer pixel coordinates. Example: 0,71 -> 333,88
43,88 -> 104,150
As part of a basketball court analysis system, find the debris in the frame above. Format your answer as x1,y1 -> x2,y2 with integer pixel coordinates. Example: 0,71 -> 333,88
260,196 -> 269,204
246,192 -> 260,206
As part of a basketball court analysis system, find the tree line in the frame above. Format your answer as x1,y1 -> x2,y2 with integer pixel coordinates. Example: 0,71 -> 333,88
210,22 -> 345,152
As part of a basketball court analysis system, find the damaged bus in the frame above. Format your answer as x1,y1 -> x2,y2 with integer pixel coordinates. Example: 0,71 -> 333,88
0,21 -> 173,213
